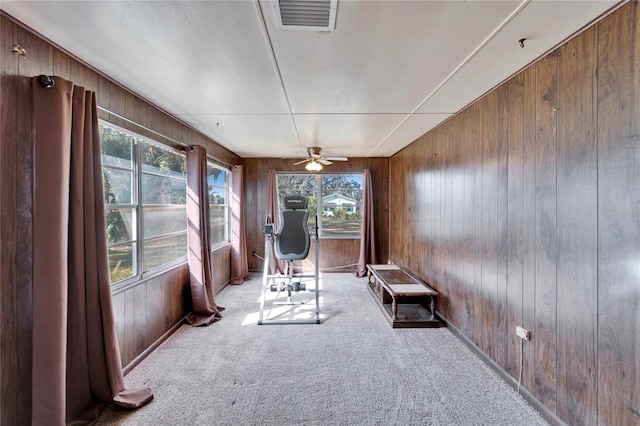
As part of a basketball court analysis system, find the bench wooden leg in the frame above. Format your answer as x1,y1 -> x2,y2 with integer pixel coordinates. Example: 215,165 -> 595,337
392,297 -> 398,319
429,295 -> 435,320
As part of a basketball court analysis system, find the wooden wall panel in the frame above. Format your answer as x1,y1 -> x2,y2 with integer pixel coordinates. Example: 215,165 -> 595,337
460,106 -> 476,341
243,157 -> 389,273
506,73 -> 525,380
133,283 -> 149,355
443,120 -> 455,322
404,139 -> 425,276
495,82 -> 510,370
211,244 -> 232,292
111,291 -> 127,366
471,102 -> 483,347
597,3 -> 640,425
389,5 -> 638,425
123,284 -> 137,365
147,275 -> 168,346
1,20 -> 25,426
521,66 -> 537,391
0,15 -> 238,424
532,51 -> 558,411
480,90 -> 499,361
405,141 -> 420,275
311,239 -> 361,271
556,25 -> 598,426
392,147 -> 407,268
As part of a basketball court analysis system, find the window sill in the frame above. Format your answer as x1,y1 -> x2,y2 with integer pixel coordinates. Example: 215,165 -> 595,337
211,240 -> 231,252
319,235 -> 361,240
110,259 -> 188,295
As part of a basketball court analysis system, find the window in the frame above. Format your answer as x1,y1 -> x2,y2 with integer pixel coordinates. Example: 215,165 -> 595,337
207,162 -> 230,247
276,173 -> 363,238
100,122 -> 187,285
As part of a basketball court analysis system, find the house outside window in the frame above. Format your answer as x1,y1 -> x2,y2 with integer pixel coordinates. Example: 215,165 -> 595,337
276,173 -> 363,238
100,122 -> 187,285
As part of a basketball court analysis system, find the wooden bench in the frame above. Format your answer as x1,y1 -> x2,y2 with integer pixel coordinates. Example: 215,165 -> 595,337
366,264 -> 441,328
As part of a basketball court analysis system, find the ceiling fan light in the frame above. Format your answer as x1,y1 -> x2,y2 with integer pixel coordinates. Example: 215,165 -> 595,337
305,160 -> 323,171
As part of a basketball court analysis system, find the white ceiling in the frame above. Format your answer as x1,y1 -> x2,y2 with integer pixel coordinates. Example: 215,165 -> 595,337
2,0 -> 621,160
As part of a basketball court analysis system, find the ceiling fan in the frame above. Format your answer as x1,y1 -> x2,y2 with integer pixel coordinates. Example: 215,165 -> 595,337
293,147 -> 348,171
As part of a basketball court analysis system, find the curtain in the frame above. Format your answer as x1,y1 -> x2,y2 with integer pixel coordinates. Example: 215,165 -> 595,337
355,169 -> 377,277
186,145 -> 225,326
266,169 -> 286,274
32,76 -> 153,426
230,165 -> 250,284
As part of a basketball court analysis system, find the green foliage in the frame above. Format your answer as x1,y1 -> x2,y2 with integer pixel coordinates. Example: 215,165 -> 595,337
141,141 -> 186,176
106,210 -> 130,244
100,127 -> 132,166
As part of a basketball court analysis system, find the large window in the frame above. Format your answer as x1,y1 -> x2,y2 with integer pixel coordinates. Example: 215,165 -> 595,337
276,173 -> 363,238
100,122 -> 187,284
207,162 -> 230,247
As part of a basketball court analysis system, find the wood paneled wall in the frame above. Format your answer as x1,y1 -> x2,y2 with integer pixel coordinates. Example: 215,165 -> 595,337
389,3 -> 639,425
0,14 -> 239,425
244,158 -> 389,272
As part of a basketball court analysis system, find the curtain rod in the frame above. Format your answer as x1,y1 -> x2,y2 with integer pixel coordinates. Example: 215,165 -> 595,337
96,105 -> 234,168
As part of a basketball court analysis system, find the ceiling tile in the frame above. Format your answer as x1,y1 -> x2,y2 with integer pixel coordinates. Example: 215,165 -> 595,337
292,113 -> 406,157
178,114 -> 299,158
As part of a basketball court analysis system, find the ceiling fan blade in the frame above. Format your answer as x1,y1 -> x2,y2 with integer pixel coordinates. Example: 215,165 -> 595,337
293,159 -> 310,165
325,156 -> 348,161
318,159 -> 332,165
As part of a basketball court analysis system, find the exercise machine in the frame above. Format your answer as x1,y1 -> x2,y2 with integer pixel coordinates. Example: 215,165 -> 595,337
258,195 -> 320,325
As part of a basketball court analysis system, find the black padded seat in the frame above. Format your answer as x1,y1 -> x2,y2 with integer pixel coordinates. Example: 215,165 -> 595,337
274,195 -> 310,261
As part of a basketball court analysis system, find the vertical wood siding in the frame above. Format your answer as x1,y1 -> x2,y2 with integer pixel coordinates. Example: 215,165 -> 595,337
389,3 -> 640,425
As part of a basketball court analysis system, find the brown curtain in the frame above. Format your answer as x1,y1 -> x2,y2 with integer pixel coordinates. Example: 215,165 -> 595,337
32,76 -> 153,426
356,169 -> 377,277
230,165 -> 250,284
186,145 -> 225,326
266,169 -> 286,274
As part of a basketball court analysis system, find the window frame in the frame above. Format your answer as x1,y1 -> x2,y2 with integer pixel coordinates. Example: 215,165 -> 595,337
100,120 -> 188,289
276,172 -> 364,239
206,160 -> 232,250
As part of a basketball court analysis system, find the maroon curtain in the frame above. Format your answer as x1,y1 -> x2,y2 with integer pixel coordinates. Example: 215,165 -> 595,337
230,165 -> 250,284
356,169 -> 377,277
186,145 -> 225,326
266,169 -> 286,274
32,76 -> 153,426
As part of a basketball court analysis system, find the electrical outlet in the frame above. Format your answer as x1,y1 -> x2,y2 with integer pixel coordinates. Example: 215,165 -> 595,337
516,326 -> 530,341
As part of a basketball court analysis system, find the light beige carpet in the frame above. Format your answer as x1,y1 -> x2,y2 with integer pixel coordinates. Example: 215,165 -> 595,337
97,273 -> 548,426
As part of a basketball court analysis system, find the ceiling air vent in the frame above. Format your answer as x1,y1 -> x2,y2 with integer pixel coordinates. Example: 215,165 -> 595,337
273,0 -> 337,31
